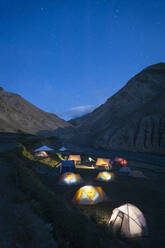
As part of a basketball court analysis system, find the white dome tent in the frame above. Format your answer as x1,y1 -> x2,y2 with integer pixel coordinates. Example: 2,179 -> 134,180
109,203 -> 148,238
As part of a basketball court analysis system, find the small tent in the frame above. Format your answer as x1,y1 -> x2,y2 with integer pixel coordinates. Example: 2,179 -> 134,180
60,160 -> 75,175
113,157 -> 128,166
72,185 -> 106,205
112,158 -> 127,170
35,146 -> 53,152
68,155 -> 81,165
96,158 -> 111,170
129,170 -> 144,178
96,171 -> 112,182
35,151 -> 48,158
59,147 -> 68,152
119,166 -> 131,173
109,203 -> 148,238
58,172 -> 83,185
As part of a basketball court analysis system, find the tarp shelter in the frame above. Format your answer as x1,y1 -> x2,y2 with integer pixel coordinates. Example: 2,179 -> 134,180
68,155 -> 81,165
58,172 -> 83,185
35,146 -> 53,152
96,171 -> 112,182
72,185 -> 106,205
96,158 -> 111,170
129,170 -> 144,178
35,151 -> 48,158
109,203 -> 148,238
59,147 -> 68,152
119,167 -> 131,173
60,160 -> 75,175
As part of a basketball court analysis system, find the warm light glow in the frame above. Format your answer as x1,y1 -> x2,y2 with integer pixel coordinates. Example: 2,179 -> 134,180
114,157 -> 127,166
96,158 -> 110,166
58,172 -> 82,185
96,171 -> 112,181
68,155 -> 81,161
72,185 -> 105,205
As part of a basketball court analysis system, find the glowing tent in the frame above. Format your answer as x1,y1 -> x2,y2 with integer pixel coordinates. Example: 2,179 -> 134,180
109,203 -> 148,238
35,151 -> 48,158
129,170 -> 144,178
58,172 -> 83,185
96,171 -> 112,182
96,158 -> 111,170
35,146 -> 53,152
68,155 -> 81,165
113,158 -> 128,166
72,185 -> 106,205
119,166 -> 131,173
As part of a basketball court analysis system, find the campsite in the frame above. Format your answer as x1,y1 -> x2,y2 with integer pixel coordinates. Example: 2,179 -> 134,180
12,137 -> 164,248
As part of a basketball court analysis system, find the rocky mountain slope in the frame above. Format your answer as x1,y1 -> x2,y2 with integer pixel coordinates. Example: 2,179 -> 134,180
70,63 -> 165,154
0,87 -> 71,135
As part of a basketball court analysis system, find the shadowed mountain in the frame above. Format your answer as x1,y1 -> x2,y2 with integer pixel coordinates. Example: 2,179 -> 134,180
69,63 -> 165,154
0,87 -> 71,134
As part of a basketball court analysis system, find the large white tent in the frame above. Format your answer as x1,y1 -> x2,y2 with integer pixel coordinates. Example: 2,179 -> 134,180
109,203 -> 148,238
34,146 -> 53,152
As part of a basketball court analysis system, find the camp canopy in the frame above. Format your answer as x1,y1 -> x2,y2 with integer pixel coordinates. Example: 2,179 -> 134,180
96,158 -> 110,170
68,155 -> 81,164
72,185 -> 106,205
59,147 -> 68,152
58,172 -> 83,185
35,146 -> 53,152
96,171 -> 112,182
109,203 -> 148,238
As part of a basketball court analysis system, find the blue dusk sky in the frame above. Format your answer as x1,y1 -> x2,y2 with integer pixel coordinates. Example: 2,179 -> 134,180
0,0 -> 165,120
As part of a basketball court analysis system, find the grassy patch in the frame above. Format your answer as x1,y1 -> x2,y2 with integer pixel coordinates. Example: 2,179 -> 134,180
21,145 -> 61,167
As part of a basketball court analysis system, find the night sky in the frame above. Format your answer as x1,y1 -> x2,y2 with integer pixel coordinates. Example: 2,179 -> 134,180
0,0 -> 164,120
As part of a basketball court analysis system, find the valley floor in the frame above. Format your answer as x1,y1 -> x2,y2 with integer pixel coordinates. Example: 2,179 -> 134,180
0,133 -> 165,248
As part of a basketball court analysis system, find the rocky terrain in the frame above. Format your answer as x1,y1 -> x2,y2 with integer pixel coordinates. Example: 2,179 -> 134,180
0,87 -> 71,135
70,63 -> 165,155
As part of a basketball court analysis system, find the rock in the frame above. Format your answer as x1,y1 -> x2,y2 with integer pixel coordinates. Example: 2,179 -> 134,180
0,87 -> 71,135
69,63 -> 165,155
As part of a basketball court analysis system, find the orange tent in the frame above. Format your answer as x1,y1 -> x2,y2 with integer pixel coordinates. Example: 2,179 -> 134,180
96,158 -> 111,170
113,158 -> 127,166
72,185 -> 106,205
68,155 -> 81,164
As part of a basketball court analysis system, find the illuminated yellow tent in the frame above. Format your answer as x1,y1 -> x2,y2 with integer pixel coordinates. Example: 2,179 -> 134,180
96,158 -> 111,170
96,171 -> 112,182
72,185 -> 106,205
58,172 -> 83,185
35,151 -> 48,158
68,155 -> 81,165
109,203 -> 148,238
